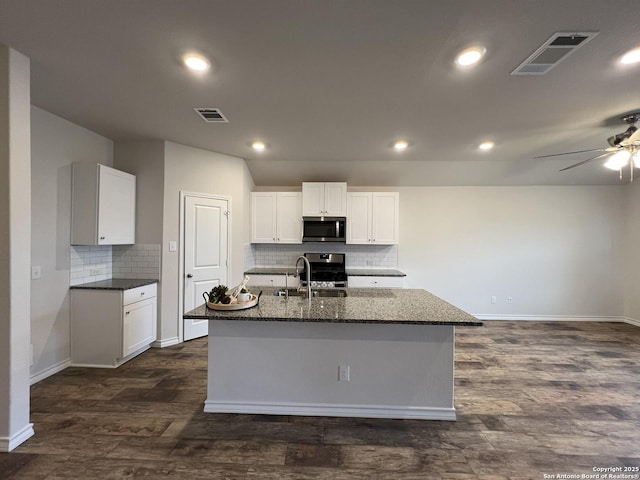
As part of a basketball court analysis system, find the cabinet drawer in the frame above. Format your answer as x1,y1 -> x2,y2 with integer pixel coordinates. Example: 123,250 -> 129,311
247,274 -> 300,288
123,283 -> 157,305
348,276 -> 405,288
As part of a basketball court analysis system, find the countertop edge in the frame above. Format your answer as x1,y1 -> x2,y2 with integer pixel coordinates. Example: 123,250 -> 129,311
70,278 -> 159,290
185,314 -> 482,326
244,268 -> 406,277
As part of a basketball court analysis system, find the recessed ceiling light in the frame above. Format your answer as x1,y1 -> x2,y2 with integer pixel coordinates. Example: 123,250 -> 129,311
620,47 -> 640,65
183,53 -> 210,72
478,141 -> 495,151
455,46 -> 486,67
393,140 -> 409,152
252,141 -> 266,152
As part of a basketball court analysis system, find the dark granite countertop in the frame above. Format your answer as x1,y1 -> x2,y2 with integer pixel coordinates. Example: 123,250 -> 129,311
244,267 -> 296,275
70,278 -> 158,290
184,287 -> 481,326
346,269 -> 406,277
245,267 -> 406,277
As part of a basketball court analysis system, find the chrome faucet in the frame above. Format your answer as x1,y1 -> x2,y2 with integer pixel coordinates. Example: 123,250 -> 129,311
295,255 -> 312,299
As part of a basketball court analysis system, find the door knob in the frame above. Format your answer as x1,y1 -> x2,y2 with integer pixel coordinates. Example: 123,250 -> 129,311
186,274 -> 193,278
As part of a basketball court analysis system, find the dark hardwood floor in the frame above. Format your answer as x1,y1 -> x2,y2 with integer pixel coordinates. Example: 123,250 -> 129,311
2,321 -> 639,479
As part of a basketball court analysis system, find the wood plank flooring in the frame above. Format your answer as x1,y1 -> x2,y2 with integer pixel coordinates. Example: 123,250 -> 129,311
2,321 -> 639,479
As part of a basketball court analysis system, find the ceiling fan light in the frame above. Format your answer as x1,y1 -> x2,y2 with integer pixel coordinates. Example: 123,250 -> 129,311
603,150 -> 631,170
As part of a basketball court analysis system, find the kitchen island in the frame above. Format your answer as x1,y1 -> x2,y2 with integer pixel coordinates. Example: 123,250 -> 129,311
184,288 -> 481,420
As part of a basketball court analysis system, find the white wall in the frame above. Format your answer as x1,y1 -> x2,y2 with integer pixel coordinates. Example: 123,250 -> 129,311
160,141 -> 254,343
624,180 -> 640,323
113,141 -> 165,244
1,46 -> 32,451
396,186 -> 625,319
30,106 -> 113,380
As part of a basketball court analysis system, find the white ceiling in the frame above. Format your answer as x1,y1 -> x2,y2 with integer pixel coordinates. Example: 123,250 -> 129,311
1,0 -> 640,186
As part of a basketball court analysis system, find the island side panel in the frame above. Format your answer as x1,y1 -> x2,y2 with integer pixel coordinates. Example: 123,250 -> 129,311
205,320 -> 455,420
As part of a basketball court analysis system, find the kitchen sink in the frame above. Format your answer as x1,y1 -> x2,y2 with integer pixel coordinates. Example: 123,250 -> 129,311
275,288 -> 348,298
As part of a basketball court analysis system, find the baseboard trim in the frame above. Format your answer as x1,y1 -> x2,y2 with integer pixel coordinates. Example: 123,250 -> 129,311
0,423 -> 34,452
30,358 -> 71,385
204,400 -> 456,421
622,317 -> 640,327
473,314 -> 627,322
151,336 -> 180,348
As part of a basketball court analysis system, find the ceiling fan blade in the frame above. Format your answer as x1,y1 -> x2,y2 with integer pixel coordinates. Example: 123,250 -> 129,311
559,152 -> 611,172
534,148 -> 608,159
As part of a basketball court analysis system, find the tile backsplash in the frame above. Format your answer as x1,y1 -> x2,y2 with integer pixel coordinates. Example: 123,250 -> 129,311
70,246 -> 112,285
113,244 -> 161,279
247,243 -> 397,269
70,244 -> 161,286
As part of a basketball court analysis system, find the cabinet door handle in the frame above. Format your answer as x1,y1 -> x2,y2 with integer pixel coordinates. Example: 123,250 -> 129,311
140,292 -> 145,296
99,236 -> 106,240
125,311 -> 130,315
186,274 -> 193,278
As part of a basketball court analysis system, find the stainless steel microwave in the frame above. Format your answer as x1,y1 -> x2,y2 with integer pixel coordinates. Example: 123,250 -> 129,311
302,217 -> 346,242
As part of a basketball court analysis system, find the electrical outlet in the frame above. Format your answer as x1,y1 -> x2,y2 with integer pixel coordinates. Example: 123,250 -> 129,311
31,266 -> 42,280
338,364 -> 350,382
508,296 -> 513,304
491,296 -> 497,304
169,241 -> 177,252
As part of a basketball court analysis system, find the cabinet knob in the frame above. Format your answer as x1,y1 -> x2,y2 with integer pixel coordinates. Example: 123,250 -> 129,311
186,274 -> 193,278
99,236 -> 106,240
125,311 -> 130,315
141,292 -> 145,296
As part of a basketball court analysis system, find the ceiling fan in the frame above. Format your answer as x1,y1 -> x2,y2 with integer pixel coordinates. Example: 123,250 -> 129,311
535,112 -> 640,181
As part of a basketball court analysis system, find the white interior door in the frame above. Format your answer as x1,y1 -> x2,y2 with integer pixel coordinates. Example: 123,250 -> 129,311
184,195 -> 229,341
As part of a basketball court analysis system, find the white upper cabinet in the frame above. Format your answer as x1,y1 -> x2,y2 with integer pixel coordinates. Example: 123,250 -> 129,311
251,192 -> 277,243
347,192 -> 399,245
302,182 -> 347,216
71,163 -> 136,245
251,192 -> 302,244
276,192 -> 303,243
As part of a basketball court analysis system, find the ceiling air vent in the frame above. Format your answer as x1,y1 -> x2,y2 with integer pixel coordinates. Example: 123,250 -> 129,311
194,108 -> 229,123
511,31 -> 598,75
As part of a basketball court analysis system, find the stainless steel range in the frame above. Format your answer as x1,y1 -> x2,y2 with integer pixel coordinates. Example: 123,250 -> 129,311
301,253 -> 347,288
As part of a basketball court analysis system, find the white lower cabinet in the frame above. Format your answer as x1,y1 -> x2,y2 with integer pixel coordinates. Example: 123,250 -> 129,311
71,283 -> 157,367
246,274 -> 300,288
348,275 -> 405,288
